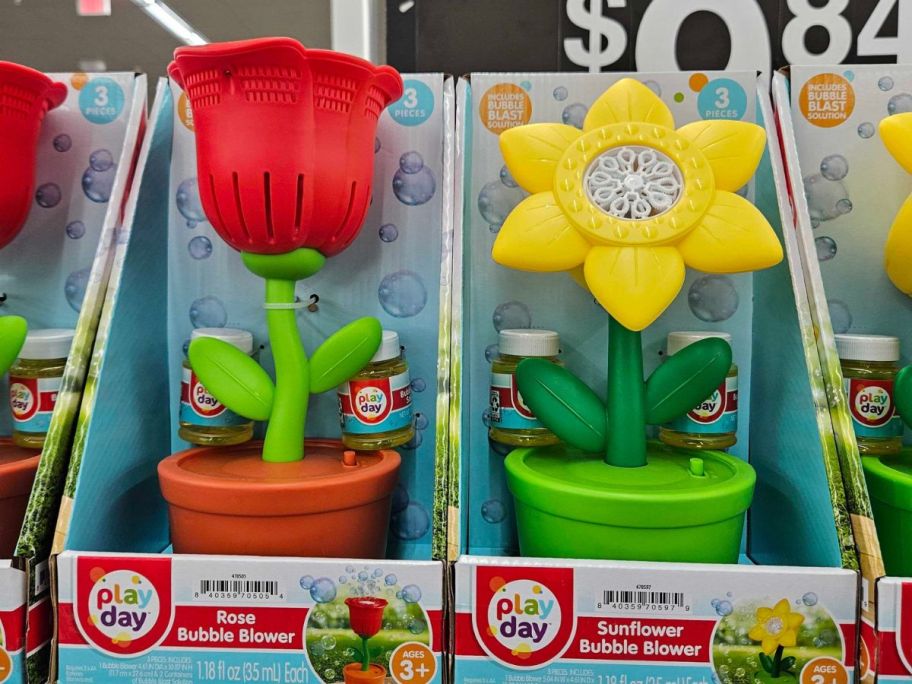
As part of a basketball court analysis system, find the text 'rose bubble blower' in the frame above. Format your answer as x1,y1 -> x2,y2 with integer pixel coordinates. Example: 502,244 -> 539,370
491,79 -> 783,563
158,38 -> 404,558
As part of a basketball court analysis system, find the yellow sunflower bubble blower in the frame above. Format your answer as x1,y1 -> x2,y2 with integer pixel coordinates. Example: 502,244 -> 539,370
491,78 -> 783,563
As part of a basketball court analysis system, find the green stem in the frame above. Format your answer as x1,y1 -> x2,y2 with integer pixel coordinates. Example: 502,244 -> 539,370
361,636 -> 371,671
605,316 -> 646,467
771,644 -> 784,677
262,278 -> 309,463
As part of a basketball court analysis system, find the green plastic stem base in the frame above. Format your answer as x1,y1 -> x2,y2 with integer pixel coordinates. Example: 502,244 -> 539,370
863,447 -> 912,576
606,317 -> 646,467
504,442 -> 755,563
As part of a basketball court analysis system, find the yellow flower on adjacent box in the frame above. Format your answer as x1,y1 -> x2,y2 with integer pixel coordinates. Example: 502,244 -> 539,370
492,78 -> 783,331
748,598 -> 805,655
879,113 -> 912,296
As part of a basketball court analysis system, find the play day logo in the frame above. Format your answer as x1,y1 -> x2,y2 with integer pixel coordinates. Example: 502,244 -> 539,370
352,379 -> 392,424
849,379 -> 894,427
190,373 -> 226,417
75,556 -> 173,657
8,379 -> 37,421
474,565 -> 575,668
689,385 -> 725,424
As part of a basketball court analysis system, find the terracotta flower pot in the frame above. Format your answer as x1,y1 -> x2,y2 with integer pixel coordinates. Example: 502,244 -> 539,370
342,663 -> 386,684
158,439 -> 400,557
0,438 -> 40,557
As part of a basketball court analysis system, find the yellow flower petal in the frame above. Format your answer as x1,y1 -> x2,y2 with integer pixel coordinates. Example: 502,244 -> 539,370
678,191 -> 783,273
492,192 -> 591,271
880,113 -> 912,175
787,613 -> 805,629
748,626 -> 767,641
757,607 -> 773,621
583,245 -> 684,331
885,192 -> 912,295
779,630 -> 797,648
761,637 -> 779,655
499,123 -> 582,194
584,78 -> 674,132
568,265 -> 587,290
773,599 -> 791,615
676,120 -> 766,192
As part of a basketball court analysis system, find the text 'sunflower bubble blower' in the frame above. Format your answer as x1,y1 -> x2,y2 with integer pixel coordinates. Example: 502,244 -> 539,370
491,78 -> 783,563
158,38 -> 404,558
0,62 -> 66,557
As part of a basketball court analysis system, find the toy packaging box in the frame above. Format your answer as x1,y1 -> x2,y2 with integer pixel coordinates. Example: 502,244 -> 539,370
53,71 -> 454,684
0,71 -> 144,684
449,71 -> 861,684
774,64 -> 912,682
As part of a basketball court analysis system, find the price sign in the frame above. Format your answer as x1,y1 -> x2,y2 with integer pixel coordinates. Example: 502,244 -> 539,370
394,0 -> 908,76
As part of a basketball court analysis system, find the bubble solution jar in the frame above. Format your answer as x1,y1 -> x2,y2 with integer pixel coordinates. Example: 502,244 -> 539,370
659,331 -> 738,450
179,328 -> 255,447
339,330 -> 414,450
835,334 -> 902,456
489,330 -> 561,447
8,328 -> 73,449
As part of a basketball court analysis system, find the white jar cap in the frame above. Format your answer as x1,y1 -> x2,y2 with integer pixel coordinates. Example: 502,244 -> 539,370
20,328 -> 75,360
835,334 -> 900,362
371,330 -> 401,362
191,327 -> 254,355
667,331 -> 732,356
499,329 -> 560,357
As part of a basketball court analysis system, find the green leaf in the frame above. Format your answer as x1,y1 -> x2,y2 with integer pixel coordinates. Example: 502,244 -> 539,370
759,652 -> 773,673
188,337 -> 275,421
0,316 -> 27,376
895,365 -> 912,428
645,337 -> 732,425
781,656 -> 796,672
309,317 -> 383,393
515,358 -> 606,453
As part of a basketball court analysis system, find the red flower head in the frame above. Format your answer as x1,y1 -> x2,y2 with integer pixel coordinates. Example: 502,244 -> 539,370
345,597 -> 388,639
168,38 -> 403,257
0,62 -> 66,249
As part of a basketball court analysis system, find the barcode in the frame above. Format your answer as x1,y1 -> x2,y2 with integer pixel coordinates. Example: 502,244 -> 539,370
603,590 -> 685,608
199,579 -> 280,596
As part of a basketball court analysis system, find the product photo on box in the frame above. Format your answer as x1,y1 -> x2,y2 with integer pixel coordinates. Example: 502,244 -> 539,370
0,62 -> 144,684
52,37 -> 453,684
451,70 -> 861,684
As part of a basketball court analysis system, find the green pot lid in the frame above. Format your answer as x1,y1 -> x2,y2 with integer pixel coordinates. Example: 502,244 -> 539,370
863,455 -> 912,510
505,442 -> 755,528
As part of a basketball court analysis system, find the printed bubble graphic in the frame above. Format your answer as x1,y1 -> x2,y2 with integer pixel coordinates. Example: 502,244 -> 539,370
820,155 -> 848,181
829,299 -> 852,333
414,412 -> 429,430
393,151 -> 436,206
82,164 -> 116,203
391,501 -> 430,540
481,499 -> 506,523
714,600 -> 733,616
189,296 -> 227,328
879,76 -> 895,91
378,270 -> 427,318
176,178 -> 206,228
391,482 -> 409,514
410,377 -> 426,392
815,236 -> 837,261
482,408 -> 492,427
643,80 -> 661,96
485,344 -> 499,363
562,103 -> 588,129
300,575 -> 314,590
53,134 -> 72,152
66,221 -> 86,239
689,276 -> 739,322
500,164 -> 519,188
401,585 -> 422,604
858,122 -> 875,139
478,179 -> 525,232
310,578 -> 336,604
379,223 -> 398,242
553,86 -> 568,101
358,570 -> 369,581
90,148 -> 114,172
489,439 -> 512,456
836,198 -> 852,214
65,267 -> 91,312
385,574 -> 397,586
321,635 -> 336,651
802,592 -> 818,606
36,183 -> 61,208
188,236 -> 212,260
804,174 -> 850,224
889,93 -> 912,115
493,301 -> 532,331
403,428 -> 423,450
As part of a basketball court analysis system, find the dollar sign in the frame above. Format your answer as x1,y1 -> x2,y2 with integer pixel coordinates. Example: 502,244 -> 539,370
564,0 -> 628,72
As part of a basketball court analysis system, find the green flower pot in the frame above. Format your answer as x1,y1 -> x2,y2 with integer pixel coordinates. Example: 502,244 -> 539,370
504,442 -> 755,563
863,448 -> 912,576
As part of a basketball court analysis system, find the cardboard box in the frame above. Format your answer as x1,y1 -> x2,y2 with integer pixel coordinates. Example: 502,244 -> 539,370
450,71 -> 860,684
52,73 -> 455,684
